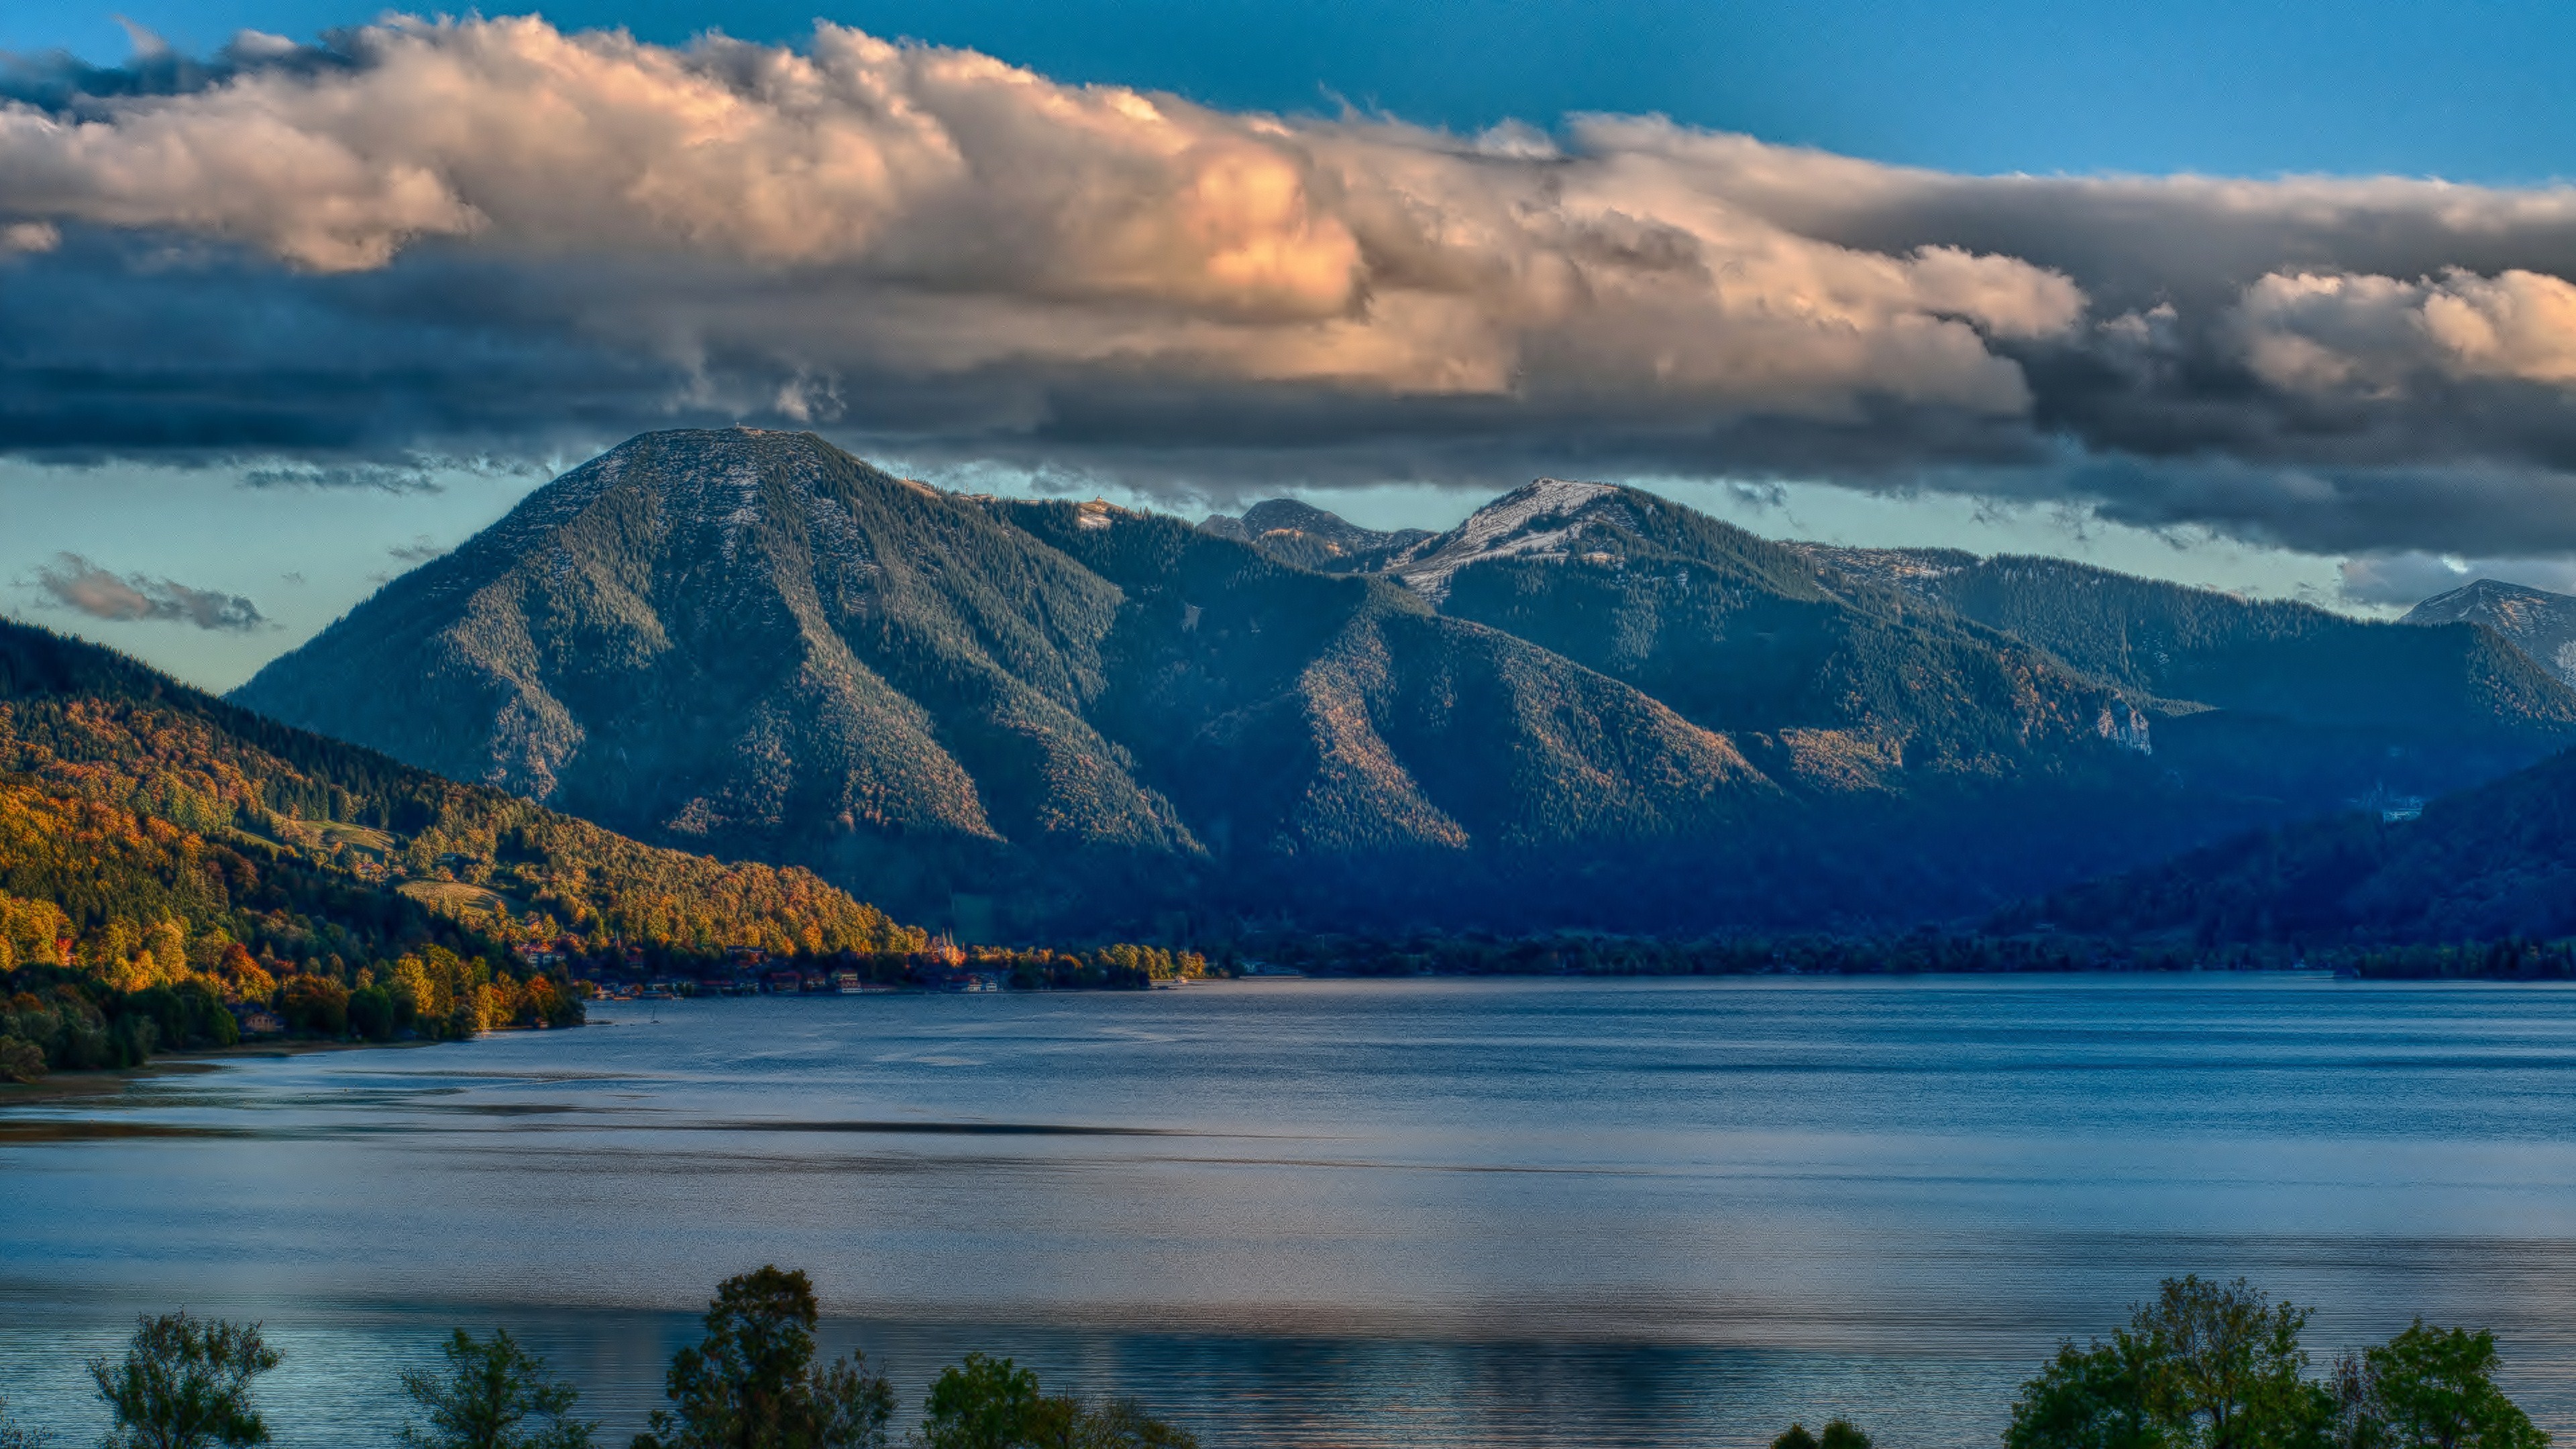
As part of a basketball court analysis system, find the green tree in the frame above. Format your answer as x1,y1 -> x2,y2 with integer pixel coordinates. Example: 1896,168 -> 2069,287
2008,1334 -> 2174,1449
926,1371 -> 1196,1449
400,1328 -> 594,1449
2137,1277 -> 2334,1449
631,1267 -> 892,1449
1774,1423 -> 1870,1449
278,975 -> 350,1036
87,1311 -> 280,1449
2009,1278 -> 2337,1449
920,1356 -> 1046,1449
1021,1395 -> 1198,1449
348,986 -> 396,1042
2338,1322 -> 2547,1449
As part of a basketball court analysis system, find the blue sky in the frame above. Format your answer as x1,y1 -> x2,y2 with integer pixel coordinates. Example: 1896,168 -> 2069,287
11,0 -> 2569,182
7,0 -> 2576,690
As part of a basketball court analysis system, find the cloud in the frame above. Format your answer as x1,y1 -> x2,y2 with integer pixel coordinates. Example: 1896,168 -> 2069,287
2237,269 -> 2576,395
3,17 -> 2576,555
32,552 -> 268,631
239,462 -> 444,493
386,535 -> 445,561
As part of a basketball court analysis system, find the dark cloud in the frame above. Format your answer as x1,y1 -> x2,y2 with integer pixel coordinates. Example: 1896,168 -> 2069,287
31,553 -> 268,631
241,463 -> 444,494
5,18 -> 2576,558
386,535 -> 447,562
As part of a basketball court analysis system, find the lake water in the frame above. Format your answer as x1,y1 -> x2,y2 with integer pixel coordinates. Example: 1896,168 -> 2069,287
7,975 -> 2576,1447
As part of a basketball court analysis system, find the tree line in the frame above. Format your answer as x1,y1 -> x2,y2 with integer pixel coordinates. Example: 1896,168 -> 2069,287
0,1267 -> 1194,1449
1191,928 -> 2576,982
1,930 -> 586,1083
0,1274 -> 2542,1449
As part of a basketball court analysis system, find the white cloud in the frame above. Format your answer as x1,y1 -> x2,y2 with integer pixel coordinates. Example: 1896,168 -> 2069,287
2239,268 -> 2576,395
30,552 -> 268,631
11,16 -> 2576,559
0,15 -> 2079,420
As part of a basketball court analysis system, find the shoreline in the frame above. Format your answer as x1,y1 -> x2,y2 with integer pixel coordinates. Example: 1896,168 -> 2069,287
0,1036 -> 444,1104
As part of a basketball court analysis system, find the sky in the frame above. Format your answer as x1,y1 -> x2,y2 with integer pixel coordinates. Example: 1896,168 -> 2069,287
6,0 -> 2576,689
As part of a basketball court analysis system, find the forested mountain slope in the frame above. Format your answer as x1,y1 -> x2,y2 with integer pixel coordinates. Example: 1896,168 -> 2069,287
1794,549 -> 2576,808
1,618 -> 914,978
239,429 -> 2552,937
1225,485 -> 2576,857
2010,742 -> 2576,945
240,432 -> 1833,933
2402,578 -> 2576,688
1196,499 -> 1431,573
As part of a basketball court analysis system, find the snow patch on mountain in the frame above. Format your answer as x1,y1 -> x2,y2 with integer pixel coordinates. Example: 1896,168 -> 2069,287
2402,577 -> 2576,687
1793,543 -> 1977,599
1389,478 -> 1621,602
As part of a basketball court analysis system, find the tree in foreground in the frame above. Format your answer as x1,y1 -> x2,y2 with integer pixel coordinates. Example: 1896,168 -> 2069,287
400,1328 -> 594,1449
2007,1279 -> 2546,1449
0,1394 -> 54,1449
1774,1422 -> 1872,1449
630,1267 -> 893,1449
87,1311 -> 280,1449
920,1354 -> 1197,1449
2335,1321 -> 2547,1449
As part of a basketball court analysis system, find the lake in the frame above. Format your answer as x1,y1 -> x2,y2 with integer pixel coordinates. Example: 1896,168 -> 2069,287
6,975 -> 2576,1447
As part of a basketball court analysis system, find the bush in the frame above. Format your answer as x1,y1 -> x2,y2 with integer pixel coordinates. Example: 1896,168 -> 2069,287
0,1036 -> 42,1083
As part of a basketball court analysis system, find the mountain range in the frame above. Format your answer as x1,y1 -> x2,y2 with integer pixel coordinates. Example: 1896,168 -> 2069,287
225,428 -> 2576,940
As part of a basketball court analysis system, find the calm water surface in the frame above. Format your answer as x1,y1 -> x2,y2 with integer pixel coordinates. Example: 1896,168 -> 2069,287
6,975 -> 2576,1447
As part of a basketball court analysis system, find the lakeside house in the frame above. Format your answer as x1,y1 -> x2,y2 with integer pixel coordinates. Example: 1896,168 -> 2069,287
235,1005 -> 286,1036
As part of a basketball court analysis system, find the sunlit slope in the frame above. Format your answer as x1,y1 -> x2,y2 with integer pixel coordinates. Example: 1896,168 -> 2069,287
4,618 -> 910,959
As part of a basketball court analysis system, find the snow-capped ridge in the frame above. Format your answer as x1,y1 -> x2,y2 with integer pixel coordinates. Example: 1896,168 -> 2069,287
1389,477 -> 1624,602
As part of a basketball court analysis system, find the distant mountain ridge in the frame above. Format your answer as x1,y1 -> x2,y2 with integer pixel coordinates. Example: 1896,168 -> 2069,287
1197,499 -> 1431,573
2402,578 -> 2576,688
233,432 -> 2576,938
2010,741 -> 2576,946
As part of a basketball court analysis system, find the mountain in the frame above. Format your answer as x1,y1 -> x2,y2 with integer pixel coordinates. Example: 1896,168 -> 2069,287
1794,548 -> 2576,810
1,616 -> 915,977
2010,743 -> 2576,946
1232,485 -> 2576,822
239,431 -> 1819,935
233,431 -> 2576,938
2402,578 -> 2576,688
1196,499 -> 1432,573
1377,481 -> 2147,773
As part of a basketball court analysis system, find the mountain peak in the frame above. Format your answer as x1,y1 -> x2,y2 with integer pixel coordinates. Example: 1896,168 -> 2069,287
1195,497 -> 1433,572
1386,478 -> 1628,601
2401,576 -> 2576,686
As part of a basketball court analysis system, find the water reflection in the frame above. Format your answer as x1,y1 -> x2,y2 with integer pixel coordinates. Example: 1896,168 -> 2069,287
4,976 -> 2576,1446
